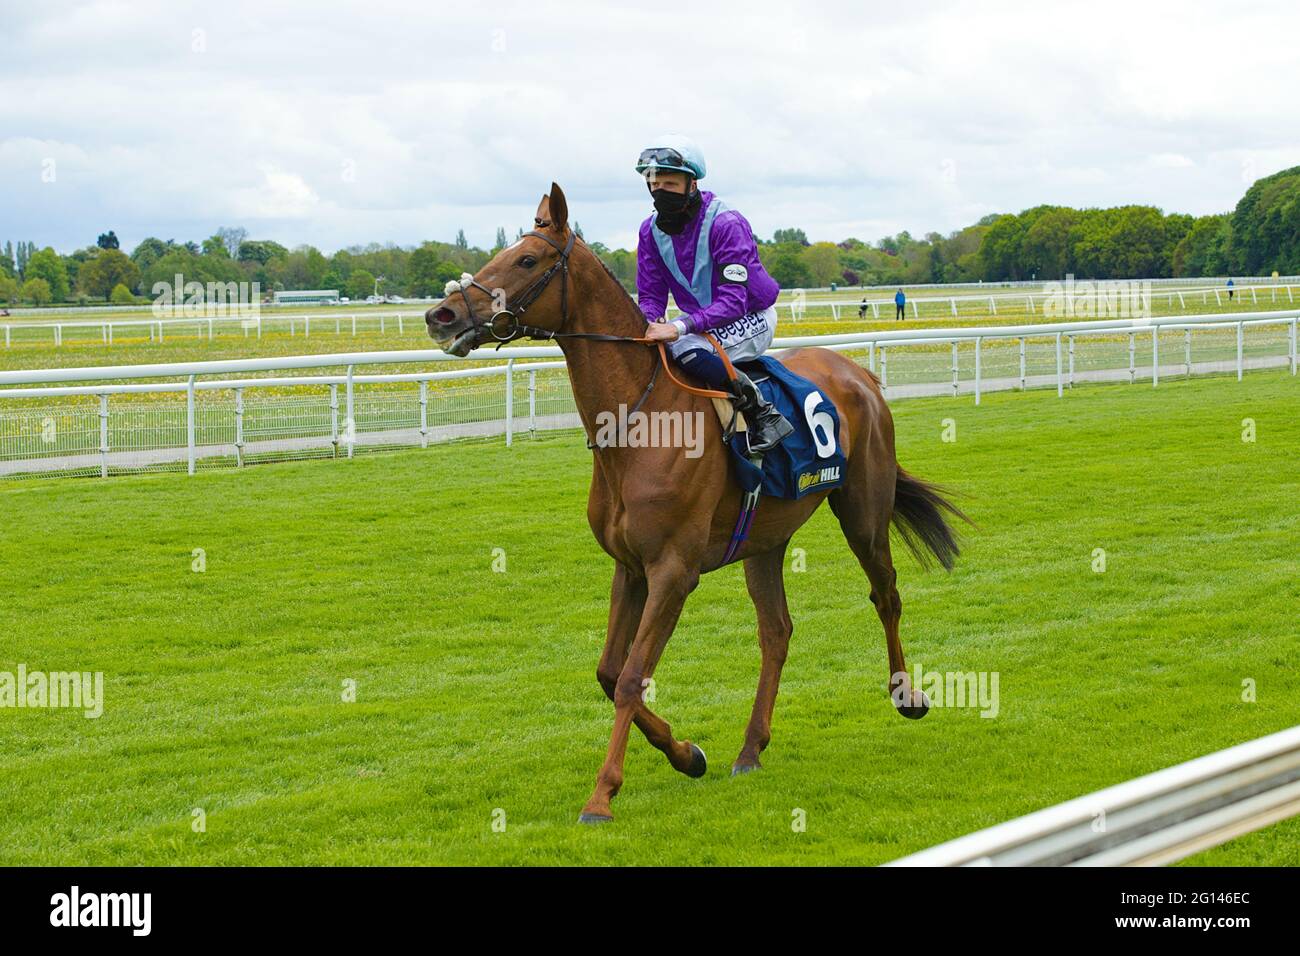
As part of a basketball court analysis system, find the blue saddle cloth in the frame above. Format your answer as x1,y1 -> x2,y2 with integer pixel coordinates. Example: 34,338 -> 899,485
725,356 -> 847,499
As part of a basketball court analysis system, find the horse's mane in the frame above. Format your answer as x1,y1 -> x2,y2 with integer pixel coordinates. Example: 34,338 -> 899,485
577,237 -> 642,318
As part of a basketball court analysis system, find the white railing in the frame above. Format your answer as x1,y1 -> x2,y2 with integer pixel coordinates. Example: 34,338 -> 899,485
787,281 -> 1300,322
0,310 -> 418,348
0,309 -> 1295,479
887,725 -> 1300,866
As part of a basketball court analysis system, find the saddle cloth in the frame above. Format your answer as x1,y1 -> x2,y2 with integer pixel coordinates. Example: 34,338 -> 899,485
719,356 -> 847,500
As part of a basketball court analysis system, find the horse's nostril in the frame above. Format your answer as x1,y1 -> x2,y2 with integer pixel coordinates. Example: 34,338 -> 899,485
428,307 -> 456,325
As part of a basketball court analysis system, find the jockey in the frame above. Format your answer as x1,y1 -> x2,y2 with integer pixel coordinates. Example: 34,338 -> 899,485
635,135 -> 794,453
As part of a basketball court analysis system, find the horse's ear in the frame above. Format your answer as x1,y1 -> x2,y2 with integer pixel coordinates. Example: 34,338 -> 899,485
534,192 -> 551,225
548,182 -> 569,231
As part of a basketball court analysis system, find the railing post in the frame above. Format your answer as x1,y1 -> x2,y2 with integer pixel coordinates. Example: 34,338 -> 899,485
380,315 -> 386,334
880,347 -> 888,393
1067,335 -> 1075,389
419,380 -> 428,449
911,300 -> 918,320
1128,333 -> 1135,383
1152,327 -> 1159,387
329,383 -> 339,457
186,373 -> 196,475
951,341 -> 959,396
528,369 -> 537,434
1185,329 -> 1192,377
352,314 -> 357,336
234,387 -> 244,467
505,359 -> 514,447
1236,321 -> 1243,381
1291,318 -> 1297,375
398,315 -> 404,335
1055,333 -> 1063,397
304,316 -> 310,338
345,365 -> 355,459
974,337 -> 982,405
208,318 -> 214,341
98,393 -> 109,479
1018,337 -> 1025,390
868,341 -> 876,374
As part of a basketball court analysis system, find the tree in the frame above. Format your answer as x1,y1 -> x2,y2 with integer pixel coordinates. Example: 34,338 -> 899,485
455,229 -> 468,251
773,227 -> 809,246
217,226 -> 248,258
494,227 -> 508,251
130,237 -> 171,271
1228,165 -> 1300,274
1172,215 -> 1231,276
110,283 -> 136,304
346,269 -> 376,301
802,242 -> 841,287
202,235 -> 231,259
237,240 -> 288,265
759,243 -> 813,287
79,249 -> 142,298
21,278 -> 52,305
96,230 -> 120,250
25,248 -> 70,301
0,274 -> 18,303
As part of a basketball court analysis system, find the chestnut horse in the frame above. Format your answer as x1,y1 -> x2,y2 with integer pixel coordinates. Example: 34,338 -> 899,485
427,184 -> 966,823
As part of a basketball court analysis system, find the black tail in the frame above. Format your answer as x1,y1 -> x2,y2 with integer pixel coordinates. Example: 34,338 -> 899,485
891,467 -> 970,571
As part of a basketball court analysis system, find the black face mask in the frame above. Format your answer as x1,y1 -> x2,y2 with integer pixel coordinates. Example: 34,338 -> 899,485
650,184 -> 701,235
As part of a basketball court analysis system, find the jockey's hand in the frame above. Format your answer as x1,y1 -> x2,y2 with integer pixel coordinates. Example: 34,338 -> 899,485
644,321 -> 680,342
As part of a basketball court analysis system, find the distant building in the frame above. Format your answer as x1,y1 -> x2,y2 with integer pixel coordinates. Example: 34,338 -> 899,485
273,289 -> 339,305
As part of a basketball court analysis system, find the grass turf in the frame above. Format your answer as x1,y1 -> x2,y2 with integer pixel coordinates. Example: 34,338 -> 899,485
0,368 -> 1296,865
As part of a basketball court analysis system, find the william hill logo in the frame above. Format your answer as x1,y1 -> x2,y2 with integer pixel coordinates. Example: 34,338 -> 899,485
797,465 -> 841,491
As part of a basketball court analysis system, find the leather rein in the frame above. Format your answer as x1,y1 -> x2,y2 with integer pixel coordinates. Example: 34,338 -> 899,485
450,218 -> 732,403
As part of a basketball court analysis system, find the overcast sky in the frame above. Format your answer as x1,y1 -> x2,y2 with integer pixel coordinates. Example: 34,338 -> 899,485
3,0 -> 1298,255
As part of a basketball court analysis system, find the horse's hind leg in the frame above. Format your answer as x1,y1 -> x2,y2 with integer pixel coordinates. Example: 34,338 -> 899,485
829,485 -> 931,720
733,543 -> 793,775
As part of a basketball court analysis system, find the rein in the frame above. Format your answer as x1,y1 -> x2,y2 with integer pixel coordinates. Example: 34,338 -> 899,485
452,219 -> 732,401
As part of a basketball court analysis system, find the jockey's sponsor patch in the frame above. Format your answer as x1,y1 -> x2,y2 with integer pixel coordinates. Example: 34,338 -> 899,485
721,263 -> 748,283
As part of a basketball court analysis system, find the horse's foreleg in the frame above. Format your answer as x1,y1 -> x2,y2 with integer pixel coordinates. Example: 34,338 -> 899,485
580,560 -> 703,823
733,543 -> 792,775
596,563 -> 699,776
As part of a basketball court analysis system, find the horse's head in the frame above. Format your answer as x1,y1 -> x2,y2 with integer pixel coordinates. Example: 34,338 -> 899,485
426,182 -> 575,356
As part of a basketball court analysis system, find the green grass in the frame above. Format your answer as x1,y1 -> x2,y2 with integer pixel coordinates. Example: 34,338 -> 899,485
0,369 -> 1296,865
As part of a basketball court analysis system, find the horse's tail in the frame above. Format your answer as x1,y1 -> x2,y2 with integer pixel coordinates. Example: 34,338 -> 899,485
891,467 -> 969,571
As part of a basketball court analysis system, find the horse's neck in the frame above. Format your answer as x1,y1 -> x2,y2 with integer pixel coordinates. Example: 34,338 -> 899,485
559,253 -> 682,428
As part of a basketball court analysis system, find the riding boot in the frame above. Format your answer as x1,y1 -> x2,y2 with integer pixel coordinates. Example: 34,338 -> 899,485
727,370 -> 794,454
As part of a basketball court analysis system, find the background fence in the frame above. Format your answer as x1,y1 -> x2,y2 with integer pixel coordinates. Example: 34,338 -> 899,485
0,310 -> 1295,480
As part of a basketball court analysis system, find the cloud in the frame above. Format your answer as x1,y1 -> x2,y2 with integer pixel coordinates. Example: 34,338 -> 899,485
2,0 -> 1300,254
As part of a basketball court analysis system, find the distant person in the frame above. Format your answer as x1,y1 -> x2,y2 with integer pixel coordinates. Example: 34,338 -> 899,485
858,296 -> 869,319
1227,277 -> 1234,301
895,288 -> 906,321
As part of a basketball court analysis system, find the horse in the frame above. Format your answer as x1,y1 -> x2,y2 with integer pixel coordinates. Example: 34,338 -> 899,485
426,183 -> 967,823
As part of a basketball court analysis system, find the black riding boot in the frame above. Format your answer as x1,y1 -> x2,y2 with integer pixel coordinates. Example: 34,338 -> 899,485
727,370 -> 794,454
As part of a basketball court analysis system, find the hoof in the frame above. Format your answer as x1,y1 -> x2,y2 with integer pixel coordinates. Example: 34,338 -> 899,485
731,761 -> 761,777
578,811 -> 614,825
896,690 -> 931,720
684,743 -> 708,778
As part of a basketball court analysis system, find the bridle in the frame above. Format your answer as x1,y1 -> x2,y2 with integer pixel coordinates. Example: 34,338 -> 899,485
451,219 -> 634,350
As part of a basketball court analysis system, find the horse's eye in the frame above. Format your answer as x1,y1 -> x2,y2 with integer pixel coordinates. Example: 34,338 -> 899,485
519,255 -> 537,268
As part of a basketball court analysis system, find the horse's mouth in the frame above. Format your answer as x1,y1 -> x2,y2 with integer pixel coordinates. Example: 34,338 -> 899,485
426,305 -> 478,357
445,327 -> 478,357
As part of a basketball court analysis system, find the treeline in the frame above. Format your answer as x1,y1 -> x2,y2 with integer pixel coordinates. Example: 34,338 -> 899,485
753,165 -> 1300,288
3,166 -> 1298,306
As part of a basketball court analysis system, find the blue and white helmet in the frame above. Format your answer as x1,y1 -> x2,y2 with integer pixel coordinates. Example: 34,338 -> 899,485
635,134 -> 706,181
